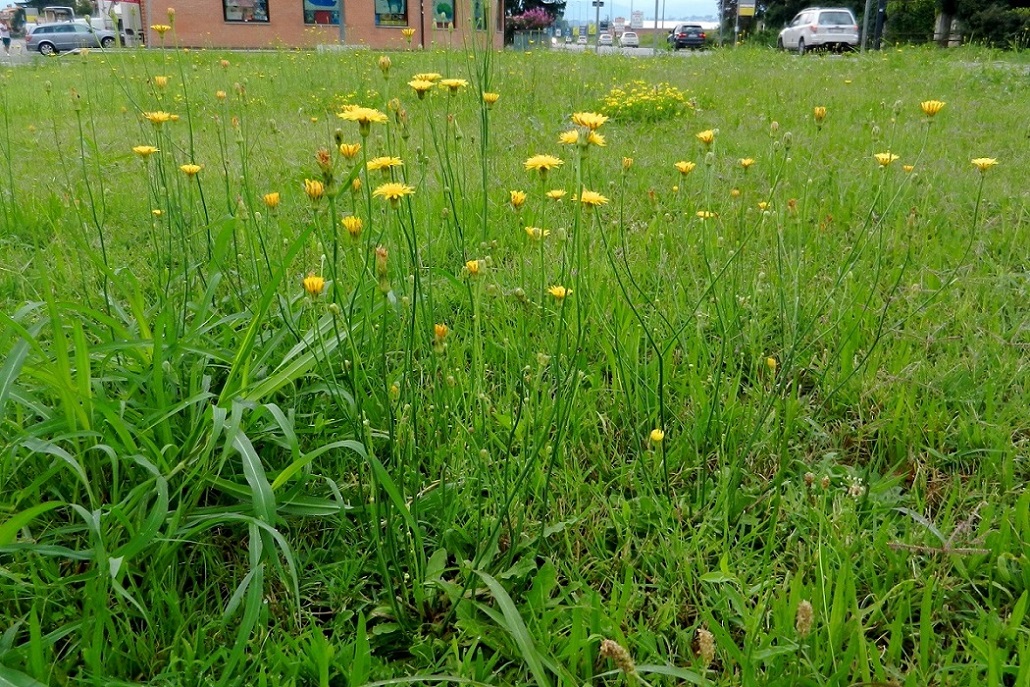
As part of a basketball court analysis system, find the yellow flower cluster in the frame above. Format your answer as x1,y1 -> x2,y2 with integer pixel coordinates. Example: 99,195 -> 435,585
599,81 -> 691,123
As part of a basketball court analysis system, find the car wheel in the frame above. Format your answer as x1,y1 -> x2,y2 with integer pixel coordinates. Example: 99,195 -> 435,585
101,36 -> 114,48
777,37 -> 784,49
797,38 -> 805,55
38,42 -> 56,55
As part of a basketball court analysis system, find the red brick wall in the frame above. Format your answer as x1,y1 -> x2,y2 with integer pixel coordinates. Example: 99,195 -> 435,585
149,0 -> 503,50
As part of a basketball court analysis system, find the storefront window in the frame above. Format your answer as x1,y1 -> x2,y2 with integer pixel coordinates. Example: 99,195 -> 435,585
223,0 -> 269,22
374,0 -> 406,26
303,0 -> 340,24
433,0 -> 453,28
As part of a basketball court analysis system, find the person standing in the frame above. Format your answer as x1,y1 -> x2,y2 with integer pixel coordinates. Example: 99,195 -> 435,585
0,20 -> 11,55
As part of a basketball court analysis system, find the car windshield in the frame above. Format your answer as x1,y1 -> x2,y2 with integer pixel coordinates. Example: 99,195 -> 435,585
819,11 -> 853,25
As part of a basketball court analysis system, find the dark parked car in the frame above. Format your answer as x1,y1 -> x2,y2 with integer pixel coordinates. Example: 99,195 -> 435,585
25,21 -> 116,55
668,23 -> 706,50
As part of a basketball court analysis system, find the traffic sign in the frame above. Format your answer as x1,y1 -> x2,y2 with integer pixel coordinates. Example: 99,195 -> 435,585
591,1 -> 604,6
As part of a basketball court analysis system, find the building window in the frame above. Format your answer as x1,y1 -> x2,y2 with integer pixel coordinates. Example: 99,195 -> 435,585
433,0 -> 453,28
304,0 -> 340,24
472,0 -> 484,29
223,0 -> 269,22
374,0 -> 406,26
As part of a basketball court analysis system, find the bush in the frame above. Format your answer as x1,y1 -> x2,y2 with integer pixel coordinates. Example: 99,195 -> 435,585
598,80 -> 693,123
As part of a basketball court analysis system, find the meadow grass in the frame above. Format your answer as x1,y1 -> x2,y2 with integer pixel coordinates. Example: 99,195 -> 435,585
0,38 -> 1028,687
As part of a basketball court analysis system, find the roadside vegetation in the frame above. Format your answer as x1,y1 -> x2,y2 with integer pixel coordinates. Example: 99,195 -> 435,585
0,33 -> 1028,687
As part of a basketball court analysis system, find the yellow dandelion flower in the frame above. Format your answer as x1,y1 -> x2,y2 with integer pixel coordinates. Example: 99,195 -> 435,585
813,106 -> 826,125
133,145 -> 159,157
367,156 -> 403,173
874,152 -> 899,167
465,259 -> 481,276
766,356 -> 778,372
215,90 -> 227,100
971,157 -> 998,173
548,284 -> 572,299
622,157 -> 634,171
372,182 -> 415,205
546,189 -> 566,201
341,215 -> 363,238
338,106 -> 388,136
675,161 -> 696,175
757,201 -> 770,210
482,92 -> 500,108
650,428 -> 665,443
696,210 -> 718,219
412,72 -> 442,82
559,130 -> 580,145
151,24 -> 171,36
696,129 -> 715,146
434,323 -> 449,341
740,158 -> 755,170
579,190 -> 609,208
304,178 -> 325,201
408,80 -> 434,99
262,192 -> 280,208
524,154 -> 564,177
920,100 -> 945,117
571,112 -> 608,130
179,163 -> 202,177
510,190 -> 527,209
902,165 -> 915,173
151,209 -> 163,216
402,27 -> 416,40
587,131 -> 606,147
339,142 -> 361,160
524,226 -> 550,241
153,75 -> 170,89
143,111 -> 173,126
303,274 -> 325,297
440,78 -> 469,93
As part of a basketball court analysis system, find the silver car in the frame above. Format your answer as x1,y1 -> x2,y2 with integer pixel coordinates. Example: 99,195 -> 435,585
620,31 -> 639,47
26,21 -> 117,55
777,7 -> 859,54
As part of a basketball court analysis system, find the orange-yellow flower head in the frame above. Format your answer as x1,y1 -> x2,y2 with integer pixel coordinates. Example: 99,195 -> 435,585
262,192 -> 280,208
971,157 -> 997,173
546,189 -> 566,201
338,142 -> 361,160
304,178 -> 325,201
579,189 -> 609,209
587,131 -> 606,147
440,78 -> 468,94
408,79 -> 435,99
341,215 -> 363,238
650,428 -> 665,444
696,129 -> 715,146
338,106 -> 388,136
434,323 -> 449,342
696,210 -> 718,219
874,152 -> 899,167
303,274 -> 325,297
675,161 -> 696,175
524,226 -> 550,241
133,145 -> 159,157
179,163 -> 202,177
153,75 -> 170,89
548,285 -> 572,300
622,157 -> 634,171
920,100 -> 945,117
465,259 -> 481,277
739,158 -> 755,170
571,112 -> 608,130
509,190 -> 527,209
378,55 -> 392,77
482,92 -> 500,108
367,156 -> 403,174
151,24 -> 171,36
402,27 -> 416,40
215,90 -> 227,100
412,72 -> 442,82
372,182 -> 415,206
813,106 -> 827,125
143,111 -> 173,126
524,154 -> 564,177
559,130 -> 580,145
902,165 -> 915,173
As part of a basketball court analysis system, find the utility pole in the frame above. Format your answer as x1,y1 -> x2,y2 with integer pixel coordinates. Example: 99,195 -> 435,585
338,0 -> 346,43
593,0 -> 602,53
873,0 -> 887,49
861,0 -> 871,50
653,0 -> 659,53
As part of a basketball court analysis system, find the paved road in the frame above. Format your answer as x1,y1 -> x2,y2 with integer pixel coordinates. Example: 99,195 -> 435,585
551,43 -> 709,57
0,39 -> 35,65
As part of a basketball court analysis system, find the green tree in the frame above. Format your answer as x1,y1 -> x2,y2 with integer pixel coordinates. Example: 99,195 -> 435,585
955,0 -> 1030,46
886,0 -> 938,42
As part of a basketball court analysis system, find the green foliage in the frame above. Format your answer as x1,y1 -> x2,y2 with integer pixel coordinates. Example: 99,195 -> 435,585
886,0 -> 938,42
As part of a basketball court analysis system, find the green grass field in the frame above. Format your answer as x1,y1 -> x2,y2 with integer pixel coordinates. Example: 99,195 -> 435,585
0,37 -> 1028,687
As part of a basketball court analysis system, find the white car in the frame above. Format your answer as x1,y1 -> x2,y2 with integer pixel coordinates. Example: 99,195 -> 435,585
577,35 -> 587,44
598,33 -> 613,46
620,31 -> 639,47
777,7 -> 859,54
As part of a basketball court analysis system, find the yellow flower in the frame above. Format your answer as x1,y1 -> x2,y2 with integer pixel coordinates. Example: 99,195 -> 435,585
546,189 -> 566,201
434,323 -> 449,341
412,72 -> 442,82
757,201 -> 770,210
873,152 -> 899,167
971,157 -> 998,173
675,160 -> 696,175
338,142 -> 361,160
559,130 -> 580,145
367,156 -> 403,173
696,210 -> 718,219
587,131 -> 606,147
547,285 -> 572,300
524,226 -> 550,241
133,145 -> 159,157
378,55 -> 391,76
219,59 -> 230,68
440,78 -> 469,93
509,190 -> 527,209
215,90 -> 227,100
902,165 -> 915,173
730,188 -> 741,198
304,178 -> 325,201
571,112 -> 608,130
372,182 -> 415,205
813,106 -> 826,125
465,259 -> 481,276
739,158 -> 755,170
151,24 -> 171,36
579,190 -> 609,209
650,428 -> 665,444
408,80 -> 435,99
143,111 -> 173,126
303,274 -> 325,297
920,100 -> 945,117
151,209 -> 163,216
352,177 -> 362,193
153,75 -> 170,89
766,356 -> 778,372
483,92 -> 500,108
179,163 -> 202,177
696,129 -> 715,146
524,154 -> 564,177
402,27 -> 416,40
338,106 -> 388,136
262,192 -> 280,208
622,157 -> 634,171
341,215 -> 363,238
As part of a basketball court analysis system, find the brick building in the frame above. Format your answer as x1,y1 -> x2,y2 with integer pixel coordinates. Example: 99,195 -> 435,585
144,0 -> 504,49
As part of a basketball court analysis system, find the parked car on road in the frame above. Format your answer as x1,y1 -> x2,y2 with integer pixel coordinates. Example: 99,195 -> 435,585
25,21 -> 116,54
577,35 -> 587,45
777,7 -> 859,53
668,23 -> 706,49
598,33 -> 613,46
620,31 -> 639,47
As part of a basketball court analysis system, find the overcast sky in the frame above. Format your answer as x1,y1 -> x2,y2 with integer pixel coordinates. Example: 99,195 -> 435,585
561,0 -> 718,22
